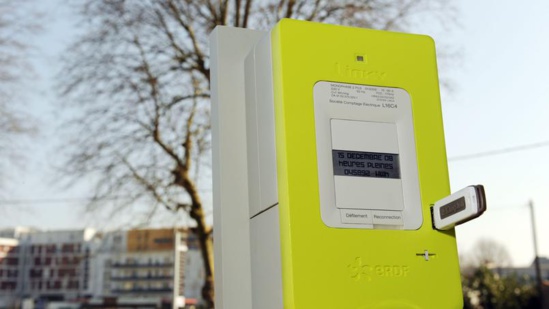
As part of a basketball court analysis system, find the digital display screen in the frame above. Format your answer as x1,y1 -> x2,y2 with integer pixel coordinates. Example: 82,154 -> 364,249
332,150 -> 400,179
440,197 -> 466,219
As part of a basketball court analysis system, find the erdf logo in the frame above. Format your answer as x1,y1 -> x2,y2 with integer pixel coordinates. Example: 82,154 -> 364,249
348,257 -> 410,281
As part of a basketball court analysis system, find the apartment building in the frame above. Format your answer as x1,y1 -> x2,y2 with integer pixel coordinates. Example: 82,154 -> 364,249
0,227 -> 204,308
0,227 -> 36,239
0,238 -> 20,308
101,229 -> 177,299
22,229 -> 97,301
99,228 -> 203,305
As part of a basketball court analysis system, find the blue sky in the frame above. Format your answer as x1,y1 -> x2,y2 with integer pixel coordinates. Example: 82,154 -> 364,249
2,0 -> 549,266
440,0 -> 549,266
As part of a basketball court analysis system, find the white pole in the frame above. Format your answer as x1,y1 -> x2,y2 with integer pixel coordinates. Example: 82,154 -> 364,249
173,230 -> 181,309
210,26 -> 265,309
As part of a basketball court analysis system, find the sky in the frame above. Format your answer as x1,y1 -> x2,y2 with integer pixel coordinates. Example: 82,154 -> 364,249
1,0 -> 548,267
439,0 -> 549,266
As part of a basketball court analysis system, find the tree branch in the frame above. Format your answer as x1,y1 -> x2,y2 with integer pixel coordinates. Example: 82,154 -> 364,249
165,0 -> 210,81
242,0 -> 253,27
234,0 -> 242,26
118,154 -> 171,210
133,35 -> 187,170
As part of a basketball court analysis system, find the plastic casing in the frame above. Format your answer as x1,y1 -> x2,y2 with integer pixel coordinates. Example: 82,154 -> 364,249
270,19 -> 462,308
433,185 -> 482,230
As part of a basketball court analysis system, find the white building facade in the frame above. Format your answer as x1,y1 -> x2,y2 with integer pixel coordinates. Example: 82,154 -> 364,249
0,227 -> 204,308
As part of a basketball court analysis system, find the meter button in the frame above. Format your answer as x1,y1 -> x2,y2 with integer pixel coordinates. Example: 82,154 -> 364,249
340,209 -> 373,224
372,210 -> 403,225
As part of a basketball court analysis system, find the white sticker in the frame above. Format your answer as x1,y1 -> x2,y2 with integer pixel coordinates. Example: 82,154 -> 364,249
313,81 -> 422,230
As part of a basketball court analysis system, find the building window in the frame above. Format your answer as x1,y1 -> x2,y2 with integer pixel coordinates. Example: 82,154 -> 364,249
154,237 -> 173,244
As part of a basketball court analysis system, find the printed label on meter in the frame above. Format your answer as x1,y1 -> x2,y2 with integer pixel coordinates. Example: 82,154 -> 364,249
332,150 -> 400,179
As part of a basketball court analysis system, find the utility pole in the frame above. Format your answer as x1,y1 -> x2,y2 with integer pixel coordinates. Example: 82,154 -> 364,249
529,200 -> 544,307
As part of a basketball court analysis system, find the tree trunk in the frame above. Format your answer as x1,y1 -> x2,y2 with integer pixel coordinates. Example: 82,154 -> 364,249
189,203 -> 215,308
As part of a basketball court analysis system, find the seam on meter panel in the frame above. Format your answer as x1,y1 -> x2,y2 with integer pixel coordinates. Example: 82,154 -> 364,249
250,203 -> 278,220
429,205 -> 437,230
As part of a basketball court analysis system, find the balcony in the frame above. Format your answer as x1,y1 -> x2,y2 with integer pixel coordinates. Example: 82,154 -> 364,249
111,288 -> 172,294
110,275 -> 172,281
111,262 -> 173,268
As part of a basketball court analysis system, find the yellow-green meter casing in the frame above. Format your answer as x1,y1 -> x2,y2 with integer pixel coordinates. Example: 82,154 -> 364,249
268,19 -> 461,308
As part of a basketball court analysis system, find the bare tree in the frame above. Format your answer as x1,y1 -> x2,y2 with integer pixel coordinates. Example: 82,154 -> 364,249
460,239 -> 538,309
58,0 -> 454,307
463,238 -> 513,269
0,0 -> 39,190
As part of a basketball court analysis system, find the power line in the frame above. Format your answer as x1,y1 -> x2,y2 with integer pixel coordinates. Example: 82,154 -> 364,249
0,187 -> 213,205
448,140 -> 549,162
0,196 -> 133,205
4,141 -> 548,205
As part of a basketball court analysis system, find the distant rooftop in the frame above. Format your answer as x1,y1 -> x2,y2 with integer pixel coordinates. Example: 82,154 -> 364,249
533,257 -> 549,267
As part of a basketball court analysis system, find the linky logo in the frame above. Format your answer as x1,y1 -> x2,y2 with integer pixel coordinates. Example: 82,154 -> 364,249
335,63 -> 387,80
347,257 -> 410,282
